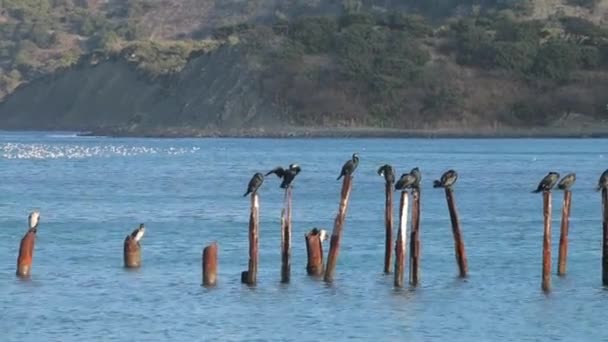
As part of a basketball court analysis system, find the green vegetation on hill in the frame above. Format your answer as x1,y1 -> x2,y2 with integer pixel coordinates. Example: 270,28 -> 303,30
0,0 -> 607,131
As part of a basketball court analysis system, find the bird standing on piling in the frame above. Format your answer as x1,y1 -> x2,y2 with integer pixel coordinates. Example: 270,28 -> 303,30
311,227 -> 329,242
377,164 -> 395,184
28,210 -> 40,231
243,173 -> 265,197
596,169 -> 608,191
395,173 -> 416,191
557,173 -> 576,191
410,167 -> 422,189
337,153 -> 359,180
130,224 -> 145,242
532,172 -> 560,193
433,170 -> 458,189
266,164 -> 302,188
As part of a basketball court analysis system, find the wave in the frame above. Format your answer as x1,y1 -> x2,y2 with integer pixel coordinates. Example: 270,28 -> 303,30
0,143 -> 200,159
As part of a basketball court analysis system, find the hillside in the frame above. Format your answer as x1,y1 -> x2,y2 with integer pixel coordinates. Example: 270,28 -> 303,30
1,0 -> 608,136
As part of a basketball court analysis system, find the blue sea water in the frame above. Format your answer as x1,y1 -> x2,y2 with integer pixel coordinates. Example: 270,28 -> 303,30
1,131 -> 607,341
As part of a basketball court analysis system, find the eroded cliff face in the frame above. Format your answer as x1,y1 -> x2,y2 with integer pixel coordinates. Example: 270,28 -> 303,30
0,46 -> 278,132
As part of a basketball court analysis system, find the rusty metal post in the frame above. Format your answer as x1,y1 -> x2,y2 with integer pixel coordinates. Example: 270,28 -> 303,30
324,175 -> 353,282
557,190 -> 572,276
16,229 -> 37,278
445,187 -> 468,278
242,193 -> 260,285
123,235 -> 141,268
394,191 -> 408,288
202,242 -> 218,287
409,189 -> 421,286
305,229 -> 324,276
602,189 -> 608,286
542,191 -> 552,292
384,182 -> 393,274
281,187 -> 292,283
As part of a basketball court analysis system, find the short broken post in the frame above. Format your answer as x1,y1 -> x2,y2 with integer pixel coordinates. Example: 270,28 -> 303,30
383,181 -> 393,274
409,189 -> 421,286
394,191 -> 408,288
602,189 -> 608,286
557,190 -> 572,276
305,228 -> 324,277
324,175 -> 353,282
16,228 -> 37,278
280,187 -> 292,283
542,191 -> 552,292
445,187 -> 468,278
202,242 -> 218,287
123,235 -> 142,268
242,193 -> 260,286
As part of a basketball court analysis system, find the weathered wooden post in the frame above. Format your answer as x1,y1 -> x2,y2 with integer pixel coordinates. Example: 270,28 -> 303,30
242,193 -> 260,285
445,187 -> 468,278
16,211 -> 40,278
202,242 -> 218,287
378,164 -> 395,274
602,188 -> 608,286
305,228 -> 325,276
542,191 -> 552,292
394,191 -> 408,288
409,189 -> 421,286
124,224 -> 145,268
281,187 -> 292,283
324,175 -> 354,282
557,190 -> 572,276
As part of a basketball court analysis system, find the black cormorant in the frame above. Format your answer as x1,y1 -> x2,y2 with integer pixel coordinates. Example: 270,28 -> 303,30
377,164 -> 395,184
337,153 -> 360,180
596,169 -> 608,191
532,172 -> 560,193
130,223 -> 145,242
266,164 -> 302,189
557,173 -> 576,191
410,167 -> 422,189
395,173 -> 416,191
243,172 -> 265,197
433,169 -> 458,188
28,210 -> 40,230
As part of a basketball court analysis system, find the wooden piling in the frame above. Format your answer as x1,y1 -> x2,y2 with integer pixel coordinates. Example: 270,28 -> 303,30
384,182 -> 393,274
445,187 -> 468,278
305,229 -> 324,276
242,193 -> 260,285
281,187 -> 292,283
16,229 -> 37,278
602,189 -> 608,286
123,235 -> 142,268
542,190 -> 552,292
324,175 -> 353,282
557,190 -> 572,276
202,242 -> 218,287
409,189 -> 421,286
394,191 -> 408,288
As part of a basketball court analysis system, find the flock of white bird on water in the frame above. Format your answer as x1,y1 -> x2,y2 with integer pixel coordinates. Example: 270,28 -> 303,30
0,143 -> 200,159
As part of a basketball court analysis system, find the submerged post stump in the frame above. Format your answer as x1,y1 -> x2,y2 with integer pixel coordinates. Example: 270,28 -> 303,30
384,182 -> 393,274
202,242 -> 218,287
557,190 -> 572,276
409,189 -> 421,286
16,229 -> 37,278
281,187 -> 292,283
305,228 -> 325,276
602,189 -> 608,286
542,191 -> 552,292
445,187 -> 468,278
394,191 -> 408,288
123,236 -> 142,268
324,175 -> 353,282
242,193 -> 260,286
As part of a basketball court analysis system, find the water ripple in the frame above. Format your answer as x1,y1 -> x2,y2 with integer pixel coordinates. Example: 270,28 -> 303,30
1,143 -> 200,159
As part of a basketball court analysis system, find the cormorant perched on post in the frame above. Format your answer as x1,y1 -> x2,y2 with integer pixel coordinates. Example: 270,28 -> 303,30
130,224 -> 145,242
596,169 -> 608,191
266,164 -> 302,189
28,210 -> 40,231
410,167 -> 422,189
532,172 -> 560,193
433,169 -> 458,189
395,173 -> 416,191
557,173 -> 576,191
337,153 -> 359,180
243,172 -> 265,197
377,164 -> 395,184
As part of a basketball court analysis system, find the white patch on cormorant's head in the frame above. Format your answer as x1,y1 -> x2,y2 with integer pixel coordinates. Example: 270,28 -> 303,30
319,229 -> 329,242
28,210 -> 40,229
134,226 -> 145,242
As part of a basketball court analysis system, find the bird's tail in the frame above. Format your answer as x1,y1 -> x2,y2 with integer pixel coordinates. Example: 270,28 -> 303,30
531,188 -> 542,193
243,190 -> 250,197
337,174 -> 343,181
265,171 -> 273,176
596,184 -> 602,192
433,180 -> 442,188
